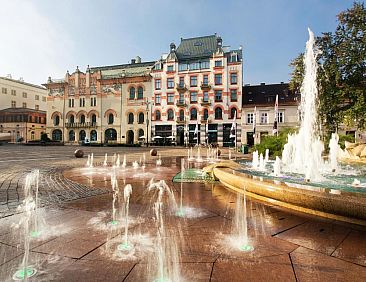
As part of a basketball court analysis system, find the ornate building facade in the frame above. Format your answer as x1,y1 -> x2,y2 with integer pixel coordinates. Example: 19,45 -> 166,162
44,58 -> 154,144
151,35 -> 243,147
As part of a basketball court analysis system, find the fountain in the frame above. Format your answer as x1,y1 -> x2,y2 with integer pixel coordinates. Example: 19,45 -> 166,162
176,159 -> 185,217
110,169 -> 119,225
116,154 -> 121,168
12,171 -> 39,280
156,154 -> 162,166
132,161 -> 139,169
252,151 -> 259,169
265,149 -> 269,163
273,156 -> 281,177
122,154 -> 127,168
196,146 -> 203,162
117,184 -> 133,251
258,153 -> 265,171
329,133 -> 340,172
188,147 -> 195,162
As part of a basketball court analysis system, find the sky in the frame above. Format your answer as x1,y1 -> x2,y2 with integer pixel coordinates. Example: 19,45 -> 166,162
0,0 -> 358,86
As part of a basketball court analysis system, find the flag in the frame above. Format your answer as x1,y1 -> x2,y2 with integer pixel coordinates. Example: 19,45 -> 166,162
273,95 -> 278,135
230,110 -> 236,139
253,106 -> 257,134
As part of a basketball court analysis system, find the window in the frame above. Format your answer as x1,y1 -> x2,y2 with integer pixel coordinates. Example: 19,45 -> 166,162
35,105 -> 39,111
137,87 -> 143,99
42,97 -> 46,102
215,107 -> 223,119
179,109 -> 184,121
178,63 -> 188,71
230,108 -> 237,119
155,94 -> 161,105
90,130 -> 97,141
69,115 -> 75,123
91,97 -> 97,107
230,89 -> 237,101
203,109 -> 209,120
167,93 -> 174,104
167,78 -> 174,89
128,113 -> 134,124
54,115 -> 60,126
189,62 -> 200,70
230,73 -> 237,84
179,93 -> 185,104
247,113 -> 254,124
215,90 -> 222,102
31,131 -> 35,140
190,108 -> 197,120
11,89 -> 16,96
155,79 -> 161,90
69,130 -> 75,141
68,99 -> 74,107
190,92 -> 197,103
79,97 -> 85,107
230,53 -> 238,63
179,77 -> 184,87
215,60 -> 222,67
203,75 -> 209,86
129,87 -> 135,99
80,114 -> 85,123
190,76 -> 197,87
138,112 -> 144,124
91,114 -> 96,124
138,129 -> 144,138
277,112 -> 285,123
201,60 -> 210,69
22,92 -> 27,98
108,113 -> 114,124
215,74 -> 222,85
2,88 -> 7,94
155,62 -> 162,70
203,91 -> 209,102
167,109 -> 174,120
11,101 -> 16,108
167,65 -> 174,72
155,110 -> 161,120
35,95 -> 39,100
22,102 -> 27,108
260,112 -> 268,124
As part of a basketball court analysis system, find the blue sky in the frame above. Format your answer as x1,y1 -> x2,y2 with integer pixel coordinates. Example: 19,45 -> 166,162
0,0 -> 357,85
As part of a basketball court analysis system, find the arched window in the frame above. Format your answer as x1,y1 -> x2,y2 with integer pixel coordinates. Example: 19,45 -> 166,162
80,114 -> 85,124
54,115 -> 60,126
179,109 -> 184,121
167,109 -> 174,121
69,115 -> 75,124
155,110 -> 161,120
203,109 -> 209,120
108,113 -> 114,124
138,112 -> 144,124
128,113 -> 134,124
137,87 -> 143,99
138,128 -> 144,138
230,108 -> 237,119
69,130 -> 75,141
190,108 -> 197,120
129,87 -> 135,100
79,130 -> 86,141
31,131 -> 35,140
52,129 -> 62,141
90,130 -> 97,141
215,107 -> 222,119
91,114 -> 96,124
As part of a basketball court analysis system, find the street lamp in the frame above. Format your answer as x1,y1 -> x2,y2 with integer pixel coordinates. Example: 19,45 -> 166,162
145,98 -> 152,147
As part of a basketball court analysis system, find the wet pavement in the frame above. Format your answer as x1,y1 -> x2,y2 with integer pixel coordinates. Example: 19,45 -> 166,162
0,144 -> 365,281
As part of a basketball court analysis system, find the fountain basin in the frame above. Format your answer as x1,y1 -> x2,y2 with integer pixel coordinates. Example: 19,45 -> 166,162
205,161 -> 366,226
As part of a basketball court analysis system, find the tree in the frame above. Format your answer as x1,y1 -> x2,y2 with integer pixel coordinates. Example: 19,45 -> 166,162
289,2 -> 366,131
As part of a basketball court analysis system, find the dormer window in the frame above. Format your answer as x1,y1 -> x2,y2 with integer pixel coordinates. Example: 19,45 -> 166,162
155,63 -> 162,70
167,65 -> 174,72
215,60 -> 222,67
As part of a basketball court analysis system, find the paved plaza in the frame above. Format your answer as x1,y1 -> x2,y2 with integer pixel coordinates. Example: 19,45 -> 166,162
0,145 -> 366,281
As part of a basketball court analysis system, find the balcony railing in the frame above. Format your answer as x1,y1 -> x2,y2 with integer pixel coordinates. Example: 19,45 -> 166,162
176,100 -> 187,107
201,99 -> 211,106
201,83 -> 211,90
176,83 -> 187,91
176,118 -> 185,124
65,122 -> 97,128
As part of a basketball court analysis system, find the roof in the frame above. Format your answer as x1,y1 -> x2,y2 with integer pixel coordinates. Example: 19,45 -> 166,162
242,83 -> 300,107
90,61 -> 155,72
175,35 -> 218,60
0,108 -> 46,114
0,76 -> 47,91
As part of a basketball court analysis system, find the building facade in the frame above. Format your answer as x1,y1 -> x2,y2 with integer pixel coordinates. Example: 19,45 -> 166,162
44,59 -> 154,144
241,83 -> 300,145
151,35 -> 243,147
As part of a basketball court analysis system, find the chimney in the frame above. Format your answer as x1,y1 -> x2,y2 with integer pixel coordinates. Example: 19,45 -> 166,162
217,36 -> 222,47
260,82 -> 265,85
131,59 -> 136,64
170,42 -> 176,52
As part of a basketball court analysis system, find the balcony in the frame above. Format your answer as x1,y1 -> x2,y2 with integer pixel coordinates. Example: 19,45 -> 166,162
176,118 -> 185,124
65,122 -> 97,128
176,100 -> 187,107
176,83 -> 187,92
201,117 -> 210,123
201,83 -> 211,90
201,99 -> 211,106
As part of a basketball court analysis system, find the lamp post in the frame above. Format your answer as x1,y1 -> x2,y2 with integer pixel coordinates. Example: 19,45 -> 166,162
145,98 -> 152,147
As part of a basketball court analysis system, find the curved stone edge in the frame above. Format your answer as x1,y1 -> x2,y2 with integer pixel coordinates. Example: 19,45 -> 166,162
212,166 -> 366,227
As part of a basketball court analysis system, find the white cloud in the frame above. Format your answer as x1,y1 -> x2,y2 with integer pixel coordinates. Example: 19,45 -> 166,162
0,0 -> 74,85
